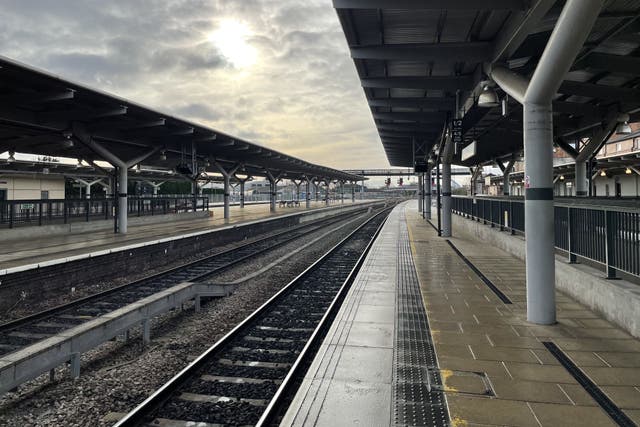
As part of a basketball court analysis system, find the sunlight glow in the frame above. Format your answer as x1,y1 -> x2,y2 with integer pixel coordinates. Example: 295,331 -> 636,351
208,20 -> 257,68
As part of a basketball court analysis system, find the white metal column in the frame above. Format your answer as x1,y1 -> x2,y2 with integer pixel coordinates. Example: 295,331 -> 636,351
490,0 -> 603,324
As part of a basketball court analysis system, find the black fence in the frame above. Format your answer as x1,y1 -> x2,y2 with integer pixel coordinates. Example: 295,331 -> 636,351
0,196 -> 209,229
452,196 -> 640,280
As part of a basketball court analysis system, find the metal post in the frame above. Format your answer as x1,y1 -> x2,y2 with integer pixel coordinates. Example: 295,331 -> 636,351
442,162 -> 452,237
351,181 -> 355,203
324,181 -> 330,206
523,102 -> 556,324
418,175 -> 423,213
605,210 -> 617,279
360,179 -> 364,199
489,0 -> 603,325
340,181 -> 344,204
240,181 -> 245,208
118,166 -> 128,234
436,160 -> 441,236
575,160 -> 588,197
567,206 -> 577,263
223,175 -> 230,219
426,171 -> 432,220
305,179 -> 311,208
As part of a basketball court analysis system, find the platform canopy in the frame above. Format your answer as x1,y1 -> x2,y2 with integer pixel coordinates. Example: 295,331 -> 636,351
334,0 -> 640,167
0,56 -> 361,183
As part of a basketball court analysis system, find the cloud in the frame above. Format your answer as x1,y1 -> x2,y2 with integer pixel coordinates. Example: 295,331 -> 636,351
0,0 -> 390,169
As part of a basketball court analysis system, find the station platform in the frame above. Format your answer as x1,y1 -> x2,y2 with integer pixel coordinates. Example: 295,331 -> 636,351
282,202 -> 640,427
0,200 -> 366,271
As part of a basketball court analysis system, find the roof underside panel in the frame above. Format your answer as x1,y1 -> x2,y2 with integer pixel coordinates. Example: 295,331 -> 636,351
335,0 -> 640,168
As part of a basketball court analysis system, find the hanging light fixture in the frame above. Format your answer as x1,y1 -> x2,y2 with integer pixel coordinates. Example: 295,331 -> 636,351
616,113 -> 632,135
75,158 -> 82,169
626,167 -> 632,174
616,121 -> 632,135
159,150 -> 167,161
135,164 -> 141,173
7,151 -> 15,163
600,170 -> 607,177
478,83 -> 499,108
62,134 -> 74,148
559,175 -> 565,181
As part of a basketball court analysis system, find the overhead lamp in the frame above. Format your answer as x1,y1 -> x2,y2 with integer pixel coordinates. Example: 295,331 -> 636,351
616,113 -> 632,135
600,170 -> 607,177
159,150 -> 167,161
75,159 -> 82,169
62,131 -> 74,148
616,121 -> 632,135
7,151 -> 15,163
205,158 -> 211,167
626,167 -> 632,174
478,84 -> 499,108
559,175 -> 565,181
135,164 -> 141,173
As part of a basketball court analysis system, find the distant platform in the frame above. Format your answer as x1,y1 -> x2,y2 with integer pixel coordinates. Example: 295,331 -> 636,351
282,202 -> 640,427
0,200 -> 370,272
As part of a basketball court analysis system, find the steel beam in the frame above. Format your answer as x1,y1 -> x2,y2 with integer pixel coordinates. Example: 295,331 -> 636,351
361,76 -> 473,91
490,0 -> 557,62
558,81 -> 640,103
351,42 -> 491,62
368,97 -> 455,109
373,112 -> 447,122
333,0 -> 527,9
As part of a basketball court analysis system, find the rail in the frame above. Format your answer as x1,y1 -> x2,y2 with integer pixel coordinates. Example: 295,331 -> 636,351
451,196 -> 640,280
0,196 -> 209,229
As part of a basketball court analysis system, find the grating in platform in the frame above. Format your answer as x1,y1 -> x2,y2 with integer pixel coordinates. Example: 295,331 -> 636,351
393,210 -> 450,427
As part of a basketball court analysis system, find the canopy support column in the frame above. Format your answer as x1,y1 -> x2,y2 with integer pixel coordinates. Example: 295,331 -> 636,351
75,178 -> 103,199
266,170 -> 283,213
324,179 -> 330,206
213,161 -> 241,220
489,0 -> 603,324
73,124 -> 159,234
418,175 -> 423,213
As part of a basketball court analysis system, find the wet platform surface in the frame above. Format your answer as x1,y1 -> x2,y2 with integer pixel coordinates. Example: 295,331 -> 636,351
0,201 -> 365,270
283,202 -> 640,426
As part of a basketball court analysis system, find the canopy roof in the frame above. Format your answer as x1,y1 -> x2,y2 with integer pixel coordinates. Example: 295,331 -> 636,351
0,56 -> 361,182
335,0 -> 640,167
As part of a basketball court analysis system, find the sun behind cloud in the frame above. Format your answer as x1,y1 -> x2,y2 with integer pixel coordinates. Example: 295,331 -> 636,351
208,19 -> 257,68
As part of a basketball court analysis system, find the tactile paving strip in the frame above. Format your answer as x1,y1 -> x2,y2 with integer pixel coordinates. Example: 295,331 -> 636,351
393,210 -> 450,427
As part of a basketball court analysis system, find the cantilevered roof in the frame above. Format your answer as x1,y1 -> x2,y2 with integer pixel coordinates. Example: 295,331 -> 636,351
335,0 -> 640,167
0,56 -> 361,182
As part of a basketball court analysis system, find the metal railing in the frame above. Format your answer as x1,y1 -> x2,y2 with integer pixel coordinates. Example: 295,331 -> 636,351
452,196 -> 640,280
0,196 -> 209,229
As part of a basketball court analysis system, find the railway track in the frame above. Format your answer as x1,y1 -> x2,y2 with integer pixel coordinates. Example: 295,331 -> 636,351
0,207 -> 376,358
113,207 -> 391,427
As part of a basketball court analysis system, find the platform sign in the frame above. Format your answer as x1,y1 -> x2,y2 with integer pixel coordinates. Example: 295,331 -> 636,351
414,159 -> 428,173
452,119 -> 463,154
461,140 -> 476,161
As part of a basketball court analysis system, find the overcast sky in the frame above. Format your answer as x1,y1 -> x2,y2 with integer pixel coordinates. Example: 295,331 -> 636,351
0,0 -> 391,171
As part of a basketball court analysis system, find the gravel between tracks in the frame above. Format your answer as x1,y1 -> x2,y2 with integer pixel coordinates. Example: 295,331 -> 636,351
0,210 -> 372,427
